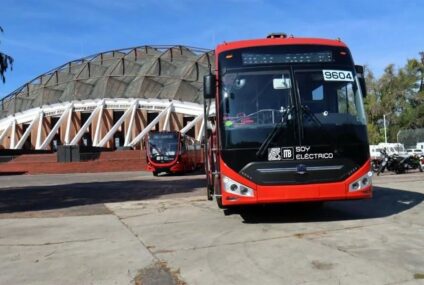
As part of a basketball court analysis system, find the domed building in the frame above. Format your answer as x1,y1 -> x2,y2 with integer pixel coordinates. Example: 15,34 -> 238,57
0,45 -> 215,152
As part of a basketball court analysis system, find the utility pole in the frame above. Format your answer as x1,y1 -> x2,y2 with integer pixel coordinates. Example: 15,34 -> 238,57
383,112 -> 391,143
383,114 -> 388,143
419,52 -> 424,92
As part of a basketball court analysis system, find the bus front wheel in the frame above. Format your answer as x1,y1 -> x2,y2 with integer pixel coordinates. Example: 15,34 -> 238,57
153,171 -> 158,177
216,196 -> 224,209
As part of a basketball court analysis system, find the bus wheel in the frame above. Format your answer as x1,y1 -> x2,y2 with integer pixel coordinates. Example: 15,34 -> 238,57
207,184 -> 213,201
153,171 -> 158,177
216,197 -> 224,209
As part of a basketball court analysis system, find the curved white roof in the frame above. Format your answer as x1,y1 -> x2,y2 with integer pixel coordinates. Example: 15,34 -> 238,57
0,45 -> 215,119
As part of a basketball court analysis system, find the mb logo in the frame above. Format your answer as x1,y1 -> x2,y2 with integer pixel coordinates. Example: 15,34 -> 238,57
281,147 -> 294,160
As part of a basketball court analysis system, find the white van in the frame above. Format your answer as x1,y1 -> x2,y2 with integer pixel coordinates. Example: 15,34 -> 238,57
377,143 -> 406,156
417,142 -> 424,151
369,145 -> 383,159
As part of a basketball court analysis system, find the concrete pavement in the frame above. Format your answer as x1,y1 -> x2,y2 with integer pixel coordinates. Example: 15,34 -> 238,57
0,171 -> 423,284
0,215 -> 155,285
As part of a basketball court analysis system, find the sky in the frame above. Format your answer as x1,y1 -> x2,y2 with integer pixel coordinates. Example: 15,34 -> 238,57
0,0 -> 423,98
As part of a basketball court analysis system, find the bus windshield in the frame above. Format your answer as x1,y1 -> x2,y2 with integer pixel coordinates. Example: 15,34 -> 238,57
220,69 -> 296,149
220,68 -> 366,149
148,132 -> 179,162
296,69 -> 366,125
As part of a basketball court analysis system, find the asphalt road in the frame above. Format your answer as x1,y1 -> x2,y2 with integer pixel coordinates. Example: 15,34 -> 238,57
0,171 -> 423,284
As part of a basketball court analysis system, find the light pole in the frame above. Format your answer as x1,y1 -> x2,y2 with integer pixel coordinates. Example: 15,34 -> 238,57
383,112 -> 391,143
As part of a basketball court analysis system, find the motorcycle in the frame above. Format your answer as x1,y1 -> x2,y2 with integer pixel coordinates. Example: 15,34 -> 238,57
419,155 -> 424,170
405,154 -> 423,172
376,149 -> 423,176
371,158 -> 382,172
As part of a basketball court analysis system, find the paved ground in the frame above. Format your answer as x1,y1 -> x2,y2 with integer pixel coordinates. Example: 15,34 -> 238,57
0,171 -> 423,284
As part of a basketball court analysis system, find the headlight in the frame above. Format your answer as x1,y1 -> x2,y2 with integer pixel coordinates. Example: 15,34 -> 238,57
349,171 -> 373,192
222,176 -> 254,197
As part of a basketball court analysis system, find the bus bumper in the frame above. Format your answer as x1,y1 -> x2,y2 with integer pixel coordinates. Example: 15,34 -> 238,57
147,162 -> 185,174
220,160 -> 372,206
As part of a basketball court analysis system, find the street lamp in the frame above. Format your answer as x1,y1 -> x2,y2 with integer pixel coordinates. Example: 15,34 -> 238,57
383,112 -> 391,143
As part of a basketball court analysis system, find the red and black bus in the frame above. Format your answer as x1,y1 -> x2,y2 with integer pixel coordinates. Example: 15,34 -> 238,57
146,131 -> 203,176
203,33 -> 372,208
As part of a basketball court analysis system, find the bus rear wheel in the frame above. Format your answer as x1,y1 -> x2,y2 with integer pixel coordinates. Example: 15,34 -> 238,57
207,184 -> 213,201
153,171 -> 158,177
206,176 -> 214,201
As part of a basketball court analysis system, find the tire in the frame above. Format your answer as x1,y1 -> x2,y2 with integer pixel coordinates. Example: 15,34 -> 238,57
376,159 -> 387,176
376,165 -> 384,176
206,180 -> 213,201
216,196 -> 224,209
153,171 -> 158,177
371,161 -> 380,172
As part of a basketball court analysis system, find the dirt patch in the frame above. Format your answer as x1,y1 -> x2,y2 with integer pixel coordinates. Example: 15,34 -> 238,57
311,260 -> 334,270
135,261 -> 186,285
414,273 -> 424,279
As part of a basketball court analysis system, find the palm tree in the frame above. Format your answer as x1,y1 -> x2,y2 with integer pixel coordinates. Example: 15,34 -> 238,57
0,26 -> 13,83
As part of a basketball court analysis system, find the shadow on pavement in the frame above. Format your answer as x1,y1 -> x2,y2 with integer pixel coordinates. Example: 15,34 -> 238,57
225,186 -> 424,223
0,178 -> 206,214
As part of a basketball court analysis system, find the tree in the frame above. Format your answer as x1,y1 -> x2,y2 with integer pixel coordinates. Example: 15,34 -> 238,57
364,66 -> 385,144
364,52 -> 424,144
0,26 -> 13,83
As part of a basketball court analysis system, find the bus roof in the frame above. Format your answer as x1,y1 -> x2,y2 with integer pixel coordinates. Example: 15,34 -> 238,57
216,37 -> 348,54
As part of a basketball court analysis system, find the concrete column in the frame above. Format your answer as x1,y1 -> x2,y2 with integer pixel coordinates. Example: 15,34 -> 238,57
31,119 -> 39,149
60,112 -> 72,144
133,109 -> 147,149
158,112 -> 166,131
103,109 -> 113,149
72,112 -> 82,144
14,123 -> 24,148
42,117 -> 52,150
30,116 -> 52,150
170,112 -> 184,131
194,119 -> 203,141
91,109 -> 103,146
3,126 -> 12,150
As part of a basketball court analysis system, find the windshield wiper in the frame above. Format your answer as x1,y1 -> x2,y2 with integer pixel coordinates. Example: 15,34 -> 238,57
149,142 -> 163,156
300,105 -> 337,148
256,106 -> 294,158
300,105 -> 323,128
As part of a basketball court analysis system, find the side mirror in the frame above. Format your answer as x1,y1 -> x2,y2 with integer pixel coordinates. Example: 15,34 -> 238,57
355,65 -> 367,98
203,74 -> 216,99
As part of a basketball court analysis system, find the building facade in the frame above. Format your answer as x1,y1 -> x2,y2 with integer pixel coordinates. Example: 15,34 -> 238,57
0,45 -> 215,151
